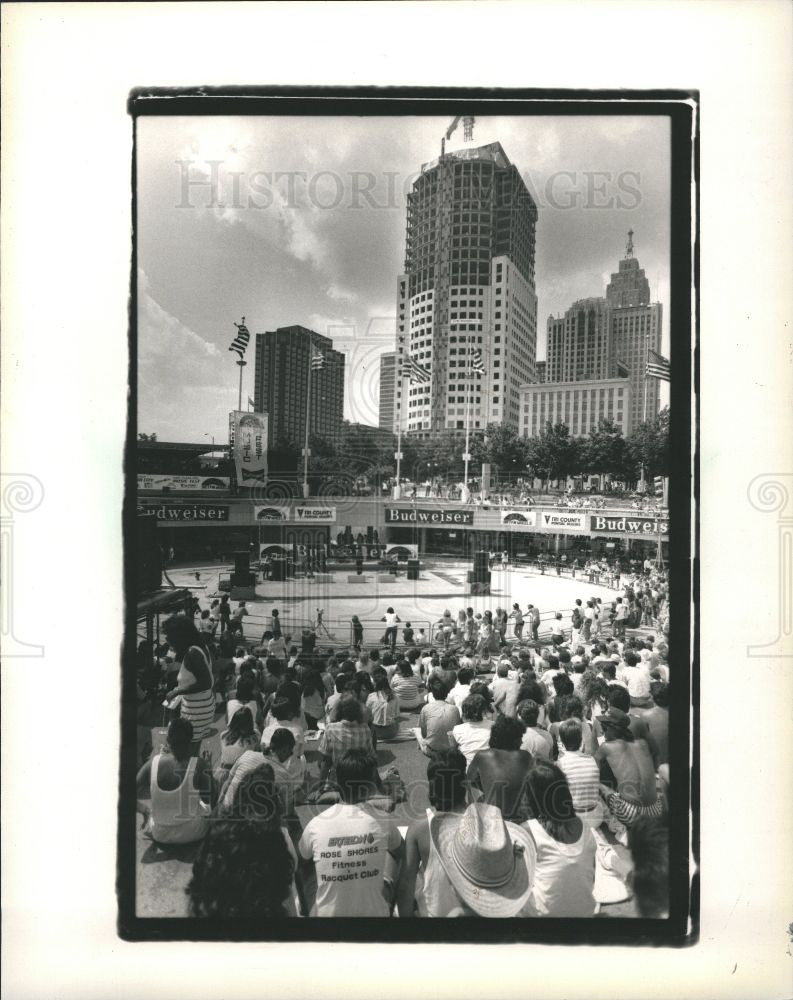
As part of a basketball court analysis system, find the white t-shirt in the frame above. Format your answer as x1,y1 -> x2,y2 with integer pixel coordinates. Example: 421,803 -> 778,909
298,803 -> 402,917
451,719 -> 494,766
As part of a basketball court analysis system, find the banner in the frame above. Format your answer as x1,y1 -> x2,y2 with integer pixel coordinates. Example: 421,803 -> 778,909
294,505 -> 336,522
137,474 -> 229,492
385,543 -> 418,561
231,410 -> 268,486
254,505 -> 288,521
538,511 -> 588,533
137,503 -> 229,522
385,507 -> 474,526
501,510 -> 536,528
589,514 -> 669,536
260,543 -> 291,559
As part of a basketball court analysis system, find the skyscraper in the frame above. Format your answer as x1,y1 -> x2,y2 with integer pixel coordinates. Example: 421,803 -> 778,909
395,141 -> 538,438
253,325 -> 345,447
606,231 -> 663,429
378,351 -> 398,432
545,297 -> 623,383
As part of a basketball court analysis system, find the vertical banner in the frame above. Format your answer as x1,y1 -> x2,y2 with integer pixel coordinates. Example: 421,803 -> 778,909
231,410 -> 268,486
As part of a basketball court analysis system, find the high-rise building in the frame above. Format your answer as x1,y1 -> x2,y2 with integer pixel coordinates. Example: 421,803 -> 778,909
395,141 -> 538,438
535,360 -> 546,383
606,231 -> 663,429
378,351 -> 398,432
253,325 -> 344,447
545,297 -> 624,383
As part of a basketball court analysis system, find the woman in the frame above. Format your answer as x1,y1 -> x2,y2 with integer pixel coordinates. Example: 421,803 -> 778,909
300,669 -> 326,730
225,674 -> 260,728
136,718 -> 213,845
351,615 -> 364,651
217,705 -> 261,784
449,694 -> 494,767
522,759 -> 597,917
396,751 -> 468,917
366,673 -> 401,741
163,614 -> 216,742
391,659 -> 425,711
187,764 -> 301,918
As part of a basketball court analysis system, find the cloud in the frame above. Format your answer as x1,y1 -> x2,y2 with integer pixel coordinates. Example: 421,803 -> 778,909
326,283 -> 358,302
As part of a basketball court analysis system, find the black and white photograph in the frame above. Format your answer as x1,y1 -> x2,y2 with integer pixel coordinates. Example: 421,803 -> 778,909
124,95 -> 692,939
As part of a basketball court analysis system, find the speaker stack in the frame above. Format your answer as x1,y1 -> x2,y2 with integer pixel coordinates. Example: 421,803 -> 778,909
467,549 -> 491,595
407,558 -> 420,581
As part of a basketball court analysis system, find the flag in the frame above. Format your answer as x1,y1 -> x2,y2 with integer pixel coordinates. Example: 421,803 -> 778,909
229,318 -> 250,359
401,356 -> 431,384
646,349 -> 670,381
311,353 -> 325,371
471,348 -> 485,374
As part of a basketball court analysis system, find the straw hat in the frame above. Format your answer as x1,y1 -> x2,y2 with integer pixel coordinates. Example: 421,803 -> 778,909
430,802 -> 536,917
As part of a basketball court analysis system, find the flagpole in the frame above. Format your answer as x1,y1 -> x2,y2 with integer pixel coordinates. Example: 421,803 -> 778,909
394,372 -> 405,500
237,359 -> 246,413
302,345 -> 313,500
463,344 -> 472,494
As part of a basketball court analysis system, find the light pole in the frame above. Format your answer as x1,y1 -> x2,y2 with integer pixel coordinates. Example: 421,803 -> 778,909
204,433 -> 215,448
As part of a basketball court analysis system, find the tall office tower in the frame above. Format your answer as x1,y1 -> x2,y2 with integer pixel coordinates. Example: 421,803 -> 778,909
534,360 -> 546,383
396,141 -> 538,438
606,231 -> 663,429
545,297 -> 624,383
253,325 -> 345,447
378,351 -> 398,432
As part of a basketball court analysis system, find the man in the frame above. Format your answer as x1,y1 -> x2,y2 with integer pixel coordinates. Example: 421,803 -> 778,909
417,676 -> 461,755
557,718 -> 601,823
447,666 -> 474,711
595,707 -> 661,827
527,604 -> 540,642
550,613 -> 565,646
489,662 -> 521,718
517,699 -> 553,759
640,681 -> 670,767
298,749 -> 404,916
381,607 -> 400,652
570,600 -> 583,646
467,716 -> 533,822
582,600 -> 595,642
613,596 -> 628,639
228,600 -> 248,638
501,549 -> 509,571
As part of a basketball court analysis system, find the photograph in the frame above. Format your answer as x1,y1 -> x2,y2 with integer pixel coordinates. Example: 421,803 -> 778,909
123,93 -> 693,940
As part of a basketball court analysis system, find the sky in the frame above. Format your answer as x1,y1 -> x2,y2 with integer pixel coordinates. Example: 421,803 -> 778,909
137,114 -> 670,442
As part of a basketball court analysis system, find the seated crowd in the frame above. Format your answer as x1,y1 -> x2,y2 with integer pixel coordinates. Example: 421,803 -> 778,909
135,568 -> 671,920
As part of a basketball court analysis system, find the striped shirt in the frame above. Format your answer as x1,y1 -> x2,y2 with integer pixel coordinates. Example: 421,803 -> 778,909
558,751 -> 600,812
317,721 -> 373,763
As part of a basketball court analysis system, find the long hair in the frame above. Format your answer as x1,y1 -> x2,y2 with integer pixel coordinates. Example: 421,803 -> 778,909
222,706 -> 255,746
186,819 -> 294,919
526,759 -> 577,840
163,614 -> 208,658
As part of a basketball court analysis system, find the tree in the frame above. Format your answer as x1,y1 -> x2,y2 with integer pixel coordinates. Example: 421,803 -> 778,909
138,432 -> 157,442
524,422 -> 580,488
471,423 -> 530,484
579,418 -> 627,478
624,406 -> 669,480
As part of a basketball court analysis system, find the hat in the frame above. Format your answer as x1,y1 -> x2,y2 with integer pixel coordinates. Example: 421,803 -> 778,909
599,707 -> 632,733
430,802 -> 536,917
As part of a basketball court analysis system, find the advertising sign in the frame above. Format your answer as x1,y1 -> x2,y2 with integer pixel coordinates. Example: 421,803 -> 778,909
294,506 -> 336,523
231,410 -> 268,486
137,503 -> 229,522
538,511 -> 588,533
254,505 -> 288,521
589,514 -> 669,536
260,543 -> 291,559
137,474 -> 229,492
501,510 -> 536,528
385,507 -> 474,526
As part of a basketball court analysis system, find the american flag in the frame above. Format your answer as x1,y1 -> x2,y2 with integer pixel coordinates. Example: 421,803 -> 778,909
645,349 -> 670,381
311,352 -> 325,371
401,356 -> 431,384
471,347 -> 485,374
229,318 -> 250,359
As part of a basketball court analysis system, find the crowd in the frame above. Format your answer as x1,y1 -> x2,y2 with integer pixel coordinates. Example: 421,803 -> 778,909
134,565 -> 671,920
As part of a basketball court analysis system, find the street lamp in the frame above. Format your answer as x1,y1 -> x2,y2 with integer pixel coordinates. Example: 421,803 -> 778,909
204,433 -> 215,448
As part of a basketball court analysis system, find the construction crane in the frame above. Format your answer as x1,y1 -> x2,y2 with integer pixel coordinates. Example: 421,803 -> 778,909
441,115 -> 474,155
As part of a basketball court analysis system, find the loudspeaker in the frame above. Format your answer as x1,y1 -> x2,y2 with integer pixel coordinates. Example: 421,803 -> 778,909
234,550 -> 249,577
407,559 -> 419,581
270,560 -> 287,582
473,550 -> 490,574
136,515 -> 162,593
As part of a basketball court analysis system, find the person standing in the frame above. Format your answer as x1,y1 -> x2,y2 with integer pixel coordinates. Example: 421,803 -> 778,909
162,615 -> 216,742
381,607 -> 401,652
527,604 -> 540,643
508,603 -> 524,641
501,549 -> 509,571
